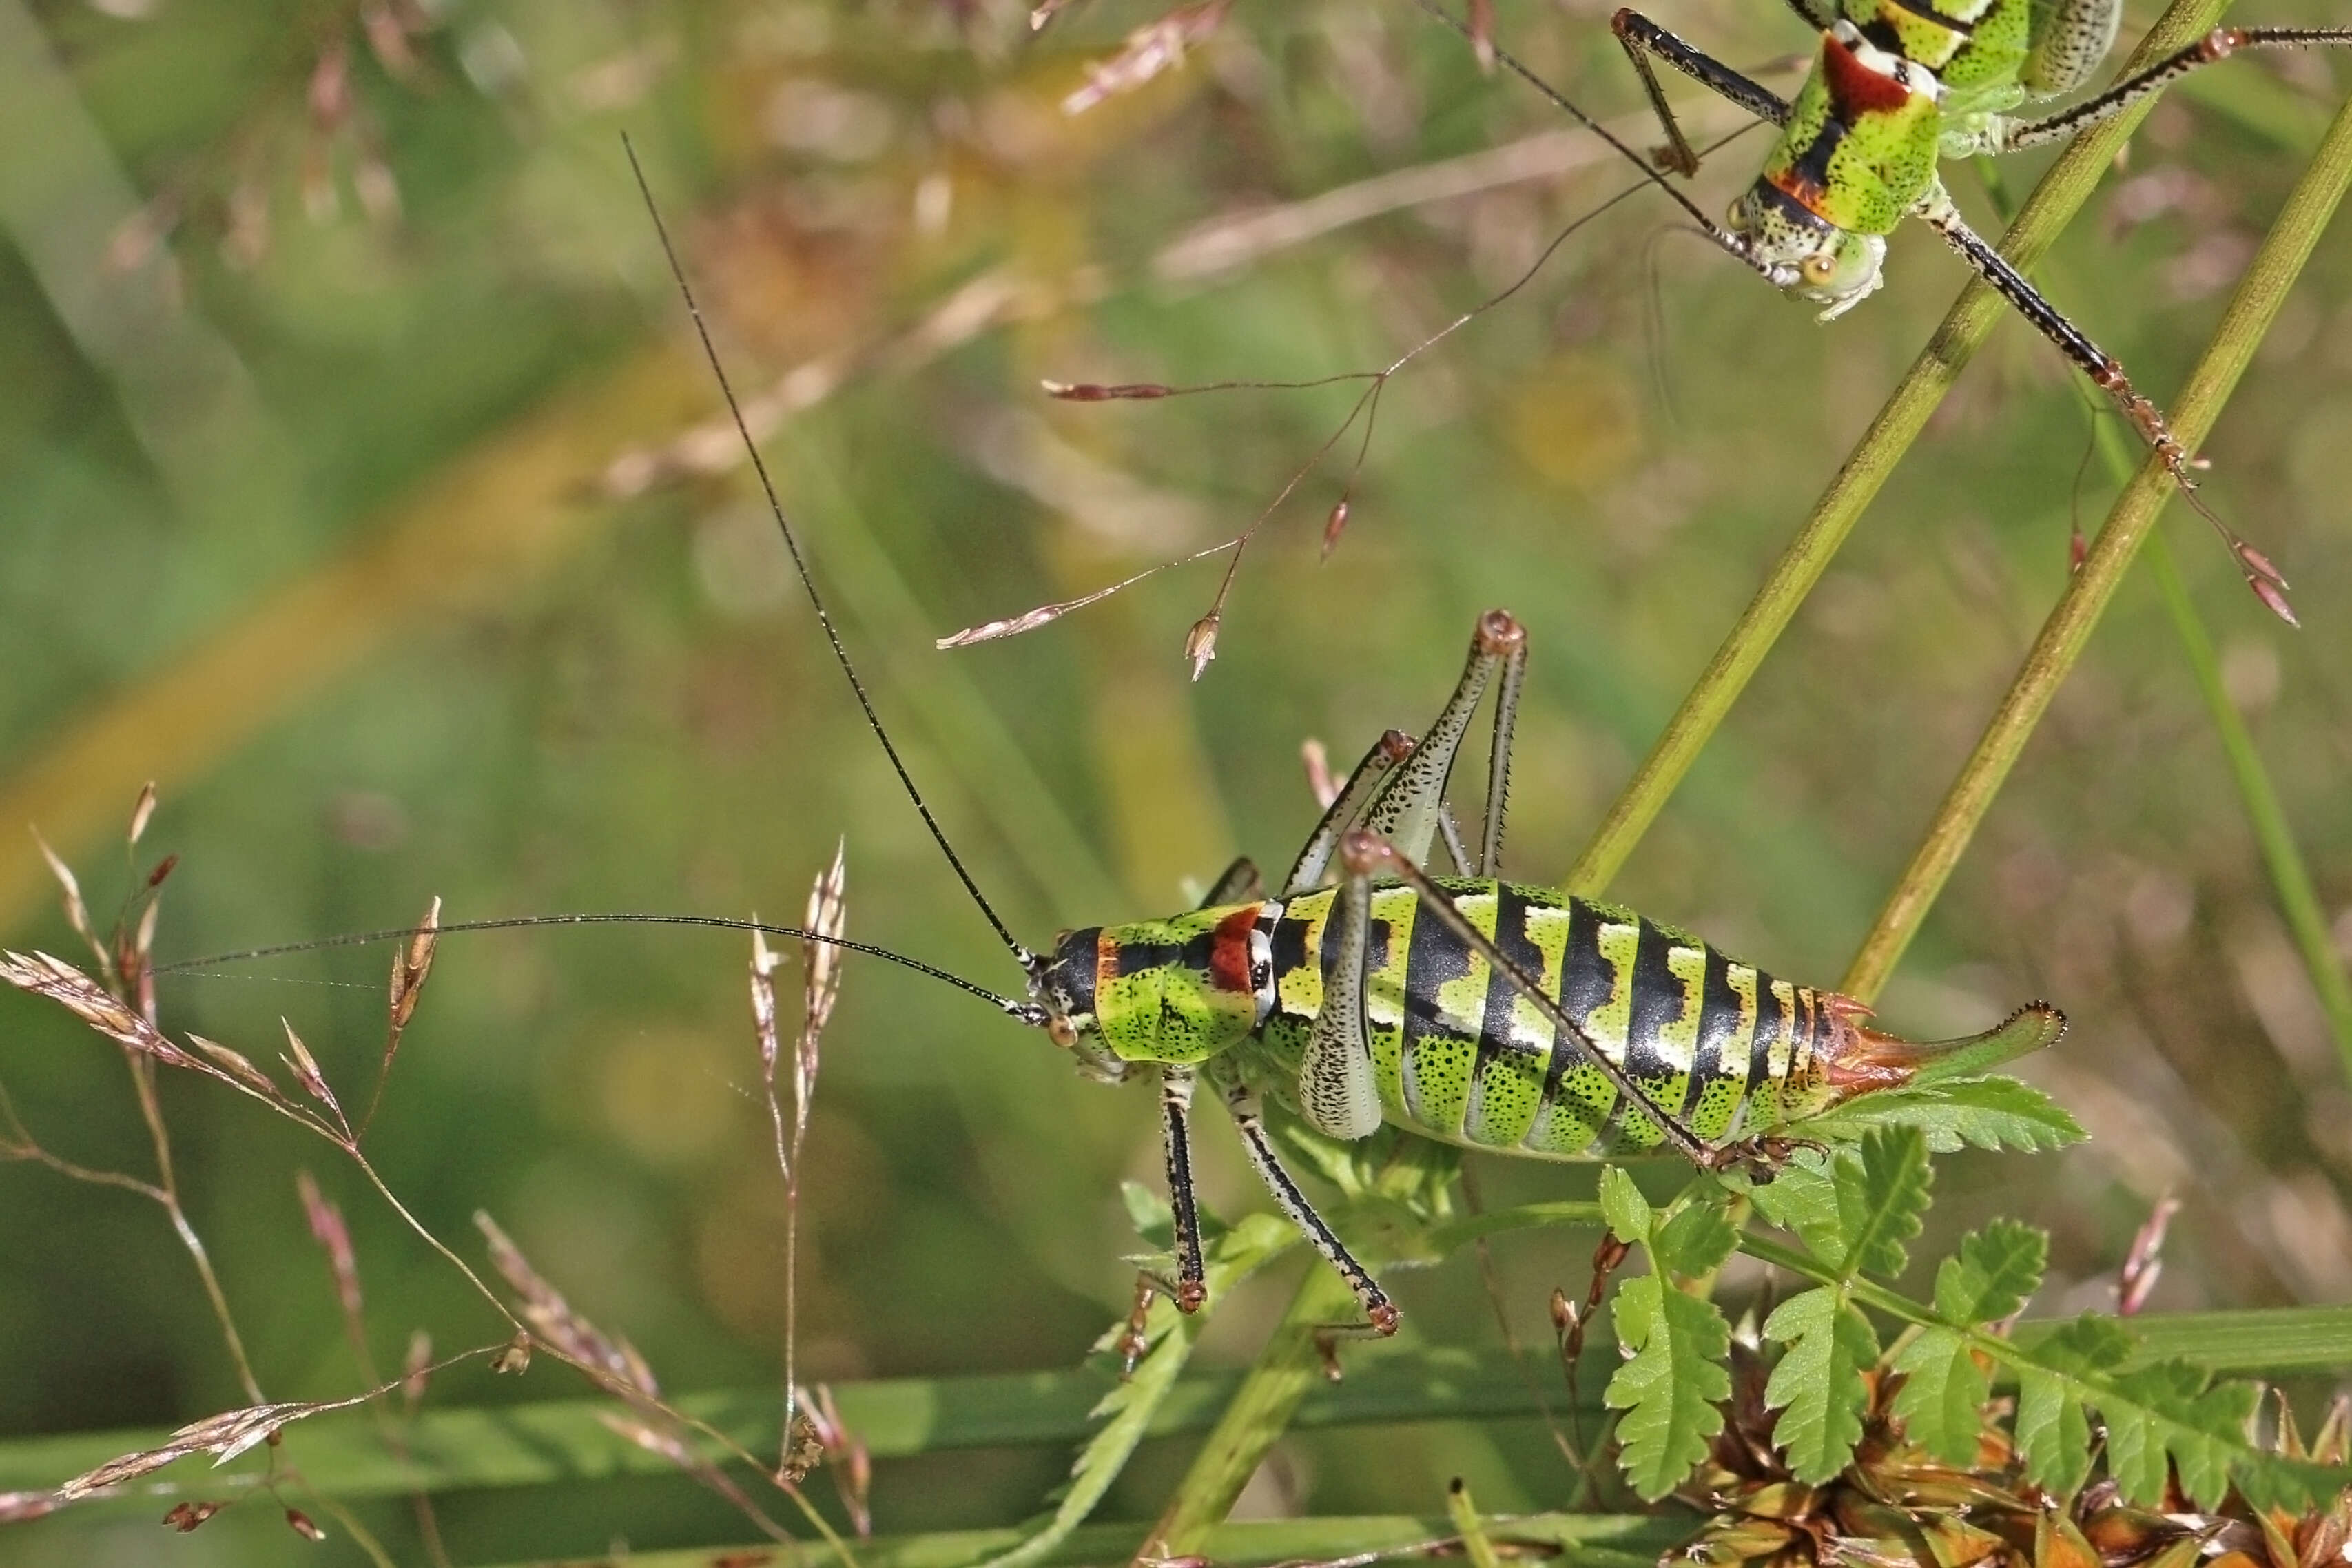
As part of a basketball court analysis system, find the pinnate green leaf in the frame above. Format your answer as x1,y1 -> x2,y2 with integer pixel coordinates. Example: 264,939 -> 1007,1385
1932,1220 -> 2046,1325
1890,1327 -> 1986,1465
2012,1314 -> 2130,1498
1828,1128 -> 1929,1281
1746,1159 -> 1840,1259
1793,1076 -> 2084,1153
1652,1198 -> 1738,1280
1598,1166 -> 1652,1246
2001,1314 -> 2346,1512
2103,1360 -> 2256,1508
1120,1181 -> 1177,1250
1605,1274 -> 1730,1500
2034,1312 -> 2138,1372
1761,1287 -> 1877,1482
2014,1363 -> 2095,1498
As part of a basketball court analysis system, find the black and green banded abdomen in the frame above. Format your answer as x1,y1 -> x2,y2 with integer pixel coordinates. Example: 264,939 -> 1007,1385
1244,879 -> 1863,1159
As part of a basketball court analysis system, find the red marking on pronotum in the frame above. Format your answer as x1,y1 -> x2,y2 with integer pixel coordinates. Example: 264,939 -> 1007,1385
1818,30 -> 1917,119
1207,905 -> 1261,994
1767,167 -> 1829,210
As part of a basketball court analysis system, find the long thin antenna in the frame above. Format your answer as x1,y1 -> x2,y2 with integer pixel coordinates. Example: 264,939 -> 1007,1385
621,134 -> 1035,969
1408,0 -> 1761,263
158,915 -> 1047,1022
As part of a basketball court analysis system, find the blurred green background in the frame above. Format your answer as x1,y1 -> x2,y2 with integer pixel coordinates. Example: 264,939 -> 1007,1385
1,0 -> 2347,1560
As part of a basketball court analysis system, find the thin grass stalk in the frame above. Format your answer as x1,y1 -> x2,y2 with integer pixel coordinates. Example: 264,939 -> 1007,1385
1842,90 -> 2352,1002
2146,517 -> 2352,1079
1564,0 -> 2237,897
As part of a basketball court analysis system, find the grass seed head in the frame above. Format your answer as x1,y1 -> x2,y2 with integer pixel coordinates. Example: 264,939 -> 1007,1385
127,782 -> 158,847
30,832 -> 101,971
1,951 -> 194,1069
798,842 -> 849,1100
477,1212 -> 656,1395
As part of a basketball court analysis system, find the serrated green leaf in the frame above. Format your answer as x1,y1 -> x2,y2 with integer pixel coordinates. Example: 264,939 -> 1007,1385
1747,1160 -> 1842,1265
1791,1077 -> 2085,1153
1933,1221 -> 2047,1325
2234,1452 -> 2352,1512
1120,1180 -> 1175,1248
1830,1128 -> 1930,1281
1889,1326 -> 1988,1465
2014,1364 -> 2094,1497
1599,1166 -> 1653,1245
1760,1287 -> 1877,1482
2002,1316 -> 2343,1514
2010,1314 -> 2131,1498
1652,1199 -> 1738,1280
2105,1361 -> 2258,1508
2036,1313 -> 2137,1372
1605,1275 -> 1730,1500
1760,1289 -> 1877,1480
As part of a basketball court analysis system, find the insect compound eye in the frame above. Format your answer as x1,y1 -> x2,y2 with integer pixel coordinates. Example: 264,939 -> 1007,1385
1724,199 -> 1747,233
1801,252 -> 1839,285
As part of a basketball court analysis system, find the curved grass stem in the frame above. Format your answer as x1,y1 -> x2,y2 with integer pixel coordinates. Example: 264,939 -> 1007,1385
1565,0 -> 2238,898
1842,87 -> 2352,1002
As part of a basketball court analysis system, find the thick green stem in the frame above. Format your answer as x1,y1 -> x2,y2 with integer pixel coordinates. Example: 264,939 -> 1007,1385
2144,531 -> 2352,1082
1842,88 -> 2352,1002
1142,1263 -> 1363,1560
1565,0 -> 2235,898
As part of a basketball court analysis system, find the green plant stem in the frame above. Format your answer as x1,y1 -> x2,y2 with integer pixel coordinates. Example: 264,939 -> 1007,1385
1841,87 -> 2352,1002
477,1512 -> 1684,1568
1564,0 -> 2235,898
1142,1263 -> 1364,1560
14,1308 -> 2352,1511
2143,528 -> 2352,1080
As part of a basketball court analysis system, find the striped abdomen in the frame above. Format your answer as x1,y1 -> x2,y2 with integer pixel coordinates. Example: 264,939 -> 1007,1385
1247,879 -> 1868,1158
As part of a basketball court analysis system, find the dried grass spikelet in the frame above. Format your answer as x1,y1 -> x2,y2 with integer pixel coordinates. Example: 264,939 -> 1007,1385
1061,0 -> 1233,116
0,951 -> 196,1070
50,1393 -> 380,1504
384,896 -> 440,1065
797,840 -> 847,1108
475,1212 -> 657,1397
278,1019 -> 347,1131
30,832 -> 102,975
297,1170 -> 364,1322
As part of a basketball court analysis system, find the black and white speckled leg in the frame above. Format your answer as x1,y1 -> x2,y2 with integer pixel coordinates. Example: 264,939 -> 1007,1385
1219,1078 -> 1399,1337
1159,1064 -> 1208,1313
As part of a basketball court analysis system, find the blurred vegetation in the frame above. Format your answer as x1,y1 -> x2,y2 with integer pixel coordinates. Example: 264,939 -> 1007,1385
1,0 -> 2348,1562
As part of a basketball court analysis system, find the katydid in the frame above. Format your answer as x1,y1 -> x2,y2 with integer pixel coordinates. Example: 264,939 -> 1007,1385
134,146 -> 2065,1336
